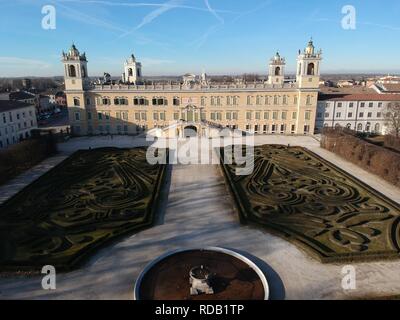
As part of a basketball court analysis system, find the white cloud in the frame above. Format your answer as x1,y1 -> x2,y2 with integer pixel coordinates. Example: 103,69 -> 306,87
141,57 -> 175,66
118,0 -> 185,38
0,57 -> 51,69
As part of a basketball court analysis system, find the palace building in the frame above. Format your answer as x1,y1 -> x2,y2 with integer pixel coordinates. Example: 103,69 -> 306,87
62,40 -> 322,137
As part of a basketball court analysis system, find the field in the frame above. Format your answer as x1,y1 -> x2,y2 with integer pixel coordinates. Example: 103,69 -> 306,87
0,147 -> 167,271
221,145 -> 400,262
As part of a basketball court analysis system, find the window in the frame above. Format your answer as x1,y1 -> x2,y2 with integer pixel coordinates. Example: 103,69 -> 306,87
369,103 -> 373,108
102,97 -> 111,105
174,112 -> 179,120
349,102 -> 354,108
247,96 -> 252,105
367,112 -> 372,118
283,96 -> 288,105
336,112 -> 341,118
306,95 -> 311,105
68,65 -> 76,77
264,111 -> 269,120
86,98 -> 91,105
359,112 -> 364,118
305,111 -> 311,121
304,125 -> 310,133
114,97 -> 128,105
357,123 -> 363,131
317,112 -> 322,119
246,112 -> 252,120
226,112 -> 232,120
275,66 -> 281,76
281,111 -> 287,120
133,97 -> 147,106
360,102 -> 365,108
378,102 -> 383,108
274,96 -> 278,105
307,63 -> 315,76
348,112 -> 353,117
272,111 -> 278,120
375,123 -> 380,132
338,103 -> 342,108
292,112 -> 297,120
98,113 -> 103,120
75,112 -> 80,121
201,97 -> 206,106
173,98 -> 180,106
87,112 -> 92,120
73,98 -> 80,106
153,113 -> 159,121
377,112 -> 382,118
255,112 -> 261,120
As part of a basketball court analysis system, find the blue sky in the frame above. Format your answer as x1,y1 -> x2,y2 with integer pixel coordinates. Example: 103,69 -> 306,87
1,0 -> 400,77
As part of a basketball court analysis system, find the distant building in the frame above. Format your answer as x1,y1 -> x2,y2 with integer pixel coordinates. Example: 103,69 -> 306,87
371,83 -> 400,95
9,91 -> 37,105
22,78 -> 32,90
55,92 -> 67,107
0,100 -> 38,148
337,80 -> 355,88
316,93 -> 400,134
376,75 -> 400,84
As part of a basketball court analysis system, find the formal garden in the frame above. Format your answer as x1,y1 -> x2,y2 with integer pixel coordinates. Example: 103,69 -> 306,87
0,147 -> 168,271
221,144 -> 400,263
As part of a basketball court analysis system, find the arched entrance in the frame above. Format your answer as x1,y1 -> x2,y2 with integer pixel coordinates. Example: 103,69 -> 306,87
184,125 -> 198,137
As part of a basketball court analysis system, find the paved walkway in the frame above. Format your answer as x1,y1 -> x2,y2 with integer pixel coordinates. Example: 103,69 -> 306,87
0,136 -> 400,300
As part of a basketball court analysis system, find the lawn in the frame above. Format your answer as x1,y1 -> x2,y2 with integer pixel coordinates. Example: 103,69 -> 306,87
0,147 -> 168,271
220,145 -> 400,263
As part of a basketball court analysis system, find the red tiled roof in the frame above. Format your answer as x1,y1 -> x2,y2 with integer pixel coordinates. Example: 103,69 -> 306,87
381,84 -> 400,92
319,92 -> 400,102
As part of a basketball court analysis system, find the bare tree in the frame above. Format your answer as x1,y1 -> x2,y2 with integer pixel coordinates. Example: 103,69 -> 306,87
385,102 -> 400,138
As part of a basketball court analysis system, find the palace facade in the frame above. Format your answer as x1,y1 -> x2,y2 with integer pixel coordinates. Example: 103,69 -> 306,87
62,40 -> 322,137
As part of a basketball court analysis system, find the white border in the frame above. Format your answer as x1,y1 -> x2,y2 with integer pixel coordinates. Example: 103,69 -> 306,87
133,247 -> 270,300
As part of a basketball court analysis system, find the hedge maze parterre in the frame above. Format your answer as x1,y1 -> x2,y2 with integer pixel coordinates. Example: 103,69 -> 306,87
0,147 -> 168,271
220,145 -> 400,262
